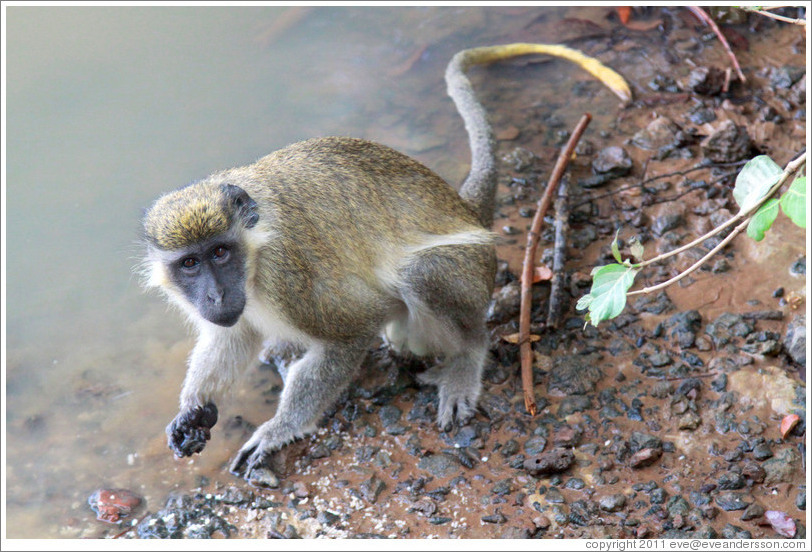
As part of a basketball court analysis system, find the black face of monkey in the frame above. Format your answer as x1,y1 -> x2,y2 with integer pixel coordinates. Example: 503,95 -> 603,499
169,238 -> 247,327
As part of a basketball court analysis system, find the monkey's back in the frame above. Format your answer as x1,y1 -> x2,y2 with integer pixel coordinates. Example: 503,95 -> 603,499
228,136 -> 493,339
257,136 -> 481,231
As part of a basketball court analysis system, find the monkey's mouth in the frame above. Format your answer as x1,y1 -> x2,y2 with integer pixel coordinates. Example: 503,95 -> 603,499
203,300 -> 245,327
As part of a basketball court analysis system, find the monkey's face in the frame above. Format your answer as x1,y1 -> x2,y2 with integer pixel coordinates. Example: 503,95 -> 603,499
167,237 -> 247,327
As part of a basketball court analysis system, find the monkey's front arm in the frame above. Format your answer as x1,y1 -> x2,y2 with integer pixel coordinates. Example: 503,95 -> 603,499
229,340 -> 367,480
167,325 -> 260,458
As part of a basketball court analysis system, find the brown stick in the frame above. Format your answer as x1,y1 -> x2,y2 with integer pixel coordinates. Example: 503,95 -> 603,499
687,6 -> 746,83
519,113 -> 591,416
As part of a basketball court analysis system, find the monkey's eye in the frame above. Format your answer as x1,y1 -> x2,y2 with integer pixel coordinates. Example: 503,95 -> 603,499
212,246 -> 230,261
181,257 -> 199,269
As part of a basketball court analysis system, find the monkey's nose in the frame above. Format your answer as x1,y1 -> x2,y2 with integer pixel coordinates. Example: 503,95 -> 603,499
207,288 -> 224,305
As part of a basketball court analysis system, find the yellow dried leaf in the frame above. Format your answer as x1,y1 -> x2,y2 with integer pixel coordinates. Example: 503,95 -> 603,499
502,333 -> 541,344
459,43 -> 632,103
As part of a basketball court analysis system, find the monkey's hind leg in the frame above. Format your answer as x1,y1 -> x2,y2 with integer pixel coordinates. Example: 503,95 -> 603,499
398,245 -> 495,431
230,341 -> 367,481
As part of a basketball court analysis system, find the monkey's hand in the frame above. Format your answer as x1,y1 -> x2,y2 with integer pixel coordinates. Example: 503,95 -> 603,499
166,402 -> 219,458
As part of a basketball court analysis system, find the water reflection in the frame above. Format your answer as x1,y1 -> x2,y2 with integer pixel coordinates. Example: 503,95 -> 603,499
5,5 -> 592,538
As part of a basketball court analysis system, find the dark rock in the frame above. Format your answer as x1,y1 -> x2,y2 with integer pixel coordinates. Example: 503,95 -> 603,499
763,447 -> 801,485
310,444 -> 331,459
557,395 -> 593,416
429,516 -> 452,525
359,475 -> 386,504
500,527 -> 531,539
379,405 -> 402,428
491,478 -> 513,496
500,439 -> 520,457
523,449 -> 575,475
771,66 -> 805,89
578,173 -> 615,189
503,147 -> 537,171
718,472 -> 747,490
784,314 -> 806,366
408,499 -> 437,517
690,490 -> 711,507
721,523 -> 752,539
700,120 -> 752,163
317,510 -> 340,526
571,225 -> 598,250
553,425 -> 582,448
797,488 -> 806,511
417,454 -> 460,478
482,510 -> 508,524
524,436 -> 548,456
741,461 -> 766,483
633,291 -> 675,315
711,374 -> 728,392
630,448 -> 663,468
752,442 -> 773,460
680,66 -> 724,95
716,492 -> 752,511
696,526 -> 718,539
650,488 -> 668,504
547,354 -> 604,395
565,478 -> 586,490
632,117 -> 681,151
630,432 -> 663,452
599,493 -> 627,512
706,312 -> 754,347
688,106 -> 717,124
667,496 -> 690,516
448,425 -> 479,448
545,487 -> 565,503
790,256 -> 806,276
740,503 -> 765,521
246,467 -> 279,489
592,146 -> 633,177
355,445 -> 381,464
443,447 -> 478,469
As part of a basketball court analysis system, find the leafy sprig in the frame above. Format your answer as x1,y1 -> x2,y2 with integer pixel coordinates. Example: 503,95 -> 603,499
577,153 -> 807,327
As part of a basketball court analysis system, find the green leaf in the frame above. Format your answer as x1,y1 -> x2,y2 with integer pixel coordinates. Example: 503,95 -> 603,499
780,176 -> 806,228
733,155 -> 782,214
611,229 -> 622,264
577,263 -> 639,326
746,198 -> 779,241
629,238 -> 645,263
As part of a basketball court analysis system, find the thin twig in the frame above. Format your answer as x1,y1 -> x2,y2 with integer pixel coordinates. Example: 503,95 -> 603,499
627,217 -> 750,296
744,7 -> 806,26
520,113 -> 591,416
572,161 -> 746,208
547,180 -> 570,329
687,6 -> 747,83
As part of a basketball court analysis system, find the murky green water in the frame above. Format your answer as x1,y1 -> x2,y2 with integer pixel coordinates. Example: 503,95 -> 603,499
7,5 -> 608,538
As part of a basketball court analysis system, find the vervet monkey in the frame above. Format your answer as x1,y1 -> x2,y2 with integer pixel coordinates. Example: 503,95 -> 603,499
141,44 -> 630,481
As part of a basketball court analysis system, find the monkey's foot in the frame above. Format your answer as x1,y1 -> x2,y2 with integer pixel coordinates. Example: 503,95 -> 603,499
418,366 -> 480,432
166,402 -> 218,458
229,421 -> 300,484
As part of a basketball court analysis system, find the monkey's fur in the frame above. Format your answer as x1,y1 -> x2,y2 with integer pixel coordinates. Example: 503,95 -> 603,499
142,43 -> 629,481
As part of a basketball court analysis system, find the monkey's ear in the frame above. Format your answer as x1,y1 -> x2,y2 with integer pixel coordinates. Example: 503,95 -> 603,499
222,184 -> 259,229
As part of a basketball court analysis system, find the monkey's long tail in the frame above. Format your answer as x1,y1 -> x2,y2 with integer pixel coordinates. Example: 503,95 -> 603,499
445,43 -> 632,228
